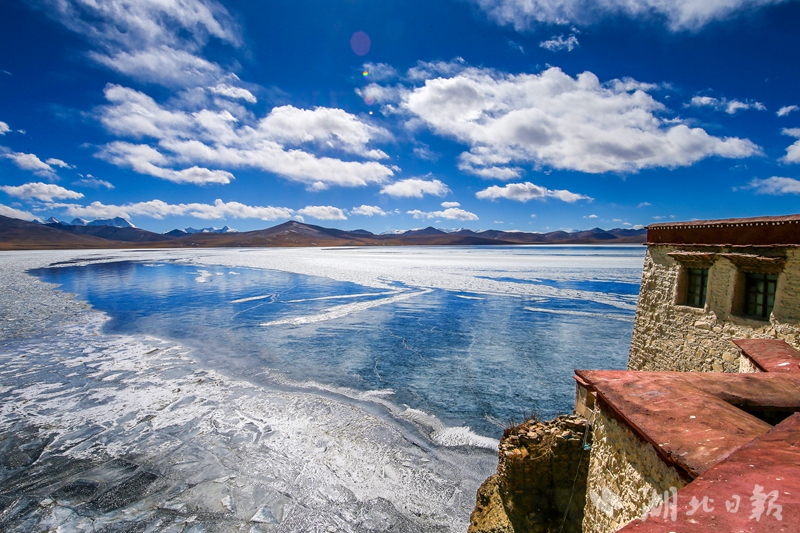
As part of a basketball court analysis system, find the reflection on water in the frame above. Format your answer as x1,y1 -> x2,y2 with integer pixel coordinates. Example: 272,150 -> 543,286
32,246 -> 641,439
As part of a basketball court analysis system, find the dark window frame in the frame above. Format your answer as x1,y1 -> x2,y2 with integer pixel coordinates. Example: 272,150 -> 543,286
684,267 -> 709,308
743,272 -> 778,319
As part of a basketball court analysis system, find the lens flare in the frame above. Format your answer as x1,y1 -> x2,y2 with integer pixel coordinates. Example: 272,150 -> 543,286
362,71 -> 369,77
350,31 -> 371,56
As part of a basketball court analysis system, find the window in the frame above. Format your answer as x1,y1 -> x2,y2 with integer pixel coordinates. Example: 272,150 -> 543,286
744,272 -> 778,319
685,268 -> 709,308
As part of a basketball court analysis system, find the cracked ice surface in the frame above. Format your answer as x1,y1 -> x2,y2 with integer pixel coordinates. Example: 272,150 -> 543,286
0,251 -> 495,532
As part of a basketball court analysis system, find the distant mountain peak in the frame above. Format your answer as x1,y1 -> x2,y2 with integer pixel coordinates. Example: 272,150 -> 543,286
87,217 -> 135,228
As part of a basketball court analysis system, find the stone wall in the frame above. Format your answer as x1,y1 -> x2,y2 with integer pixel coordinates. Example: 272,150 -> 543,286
628,246 -> 800,372
581,410 -> 687,533
468,415 -> 590,533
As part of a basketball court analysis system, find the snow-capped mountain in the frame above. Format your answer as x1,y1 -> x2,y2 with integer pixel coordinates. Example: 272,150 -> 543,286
86,217 -> 135,228
172,226 -> 238,234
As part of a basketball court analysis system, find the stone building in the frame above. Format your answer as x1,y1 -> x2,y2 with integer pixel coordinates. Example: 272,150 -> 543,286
469,214 -> 800,533
628,214 -> 800,373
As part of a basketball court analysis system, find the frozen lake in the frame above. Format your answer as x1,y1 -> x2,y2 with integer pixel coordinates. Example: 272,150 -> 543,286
0,245 -> 644,532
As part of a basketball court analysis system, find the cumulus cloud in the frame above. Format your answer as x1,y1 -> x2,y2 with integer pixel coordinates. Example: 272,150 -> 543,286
0,121 -> 9,135
54,198 -> 294,221
372,64 -> 759,177
777,105 -> 799,117
296,205 -> 348,220
781,128 -> 800,164
0,182 -> 84,202
73,175 -> 115,189
380,178 -> 451,198
2,152 -> 63,177
31,2 -> 391,193
209,83 -> 257,103
540,34 -> 579,52
407,207 -> 479,221
45,158 -> 73,169
351,205 -> 387,216
476,182 -> 592,203
688,95 -> 766,114
469,0 -> 792,32
637,201 -> 652,207
96,85 -> 394,188
0,203 -> 37,221
743,176 -> 800,195
98,142 -> 235,185
441,201 -> 461,208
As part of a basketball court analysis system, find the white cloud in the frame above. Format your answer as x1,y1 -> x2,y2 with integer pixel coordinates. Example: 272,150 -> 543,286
257,105 -> 390,160
96,86 -> 394,189
55,198 -> 294,221
0,121 -> 9,135
2,152 -> 61,177
781,128 -> 800,164
586,214 -> 598,218
441,201 -> 461,208
540,34 -> 579,52
351,205 -> 387,216
380,65 -> 758,176
362,62 -> 399,82
744,177 -> 800,195
777,105 -> 799,117
0,203 -> 37,221
44,0 -> 241,88
412,144 -> 438,161
74,176 -> 115,189
0,182 -> 84,202
297,205 -> 348,220
380,178 -> 451,198
637,201 -> 652,207
476,182 -> 592,203
688,95 -> 766,114
407,208 -> 479,221
209,83 -> 257,103
186,200 -> 294,220
45,158 -> 73,169
91,46 -> 225,87
44,0 -> 372,195
469,0 -> 793,31
98,142 -> 234,185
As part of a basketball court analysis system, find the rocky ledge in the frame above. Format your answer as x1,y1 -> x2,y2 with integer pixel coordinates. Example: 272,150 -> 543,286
468,414 -> 591,533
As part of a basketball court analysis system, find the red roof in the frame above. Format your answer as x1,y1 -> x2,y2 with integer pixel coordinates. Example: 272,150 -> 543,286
575,370 -> 800,477
619,414 -> 800,532
734,339 -> 800,373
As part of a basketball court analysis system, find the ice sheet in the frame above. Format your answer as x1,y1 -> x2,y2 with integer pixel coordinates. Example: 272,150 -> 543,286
0,250 -> 497,533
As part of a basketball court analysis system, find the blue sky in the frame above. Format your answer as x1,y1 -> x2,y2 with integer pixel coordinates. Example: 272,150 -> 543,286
1,0 -> 799,234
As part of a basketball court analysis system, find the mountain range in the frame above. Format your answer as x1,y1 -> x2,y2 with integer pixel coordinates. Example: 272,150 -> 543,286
0,214 -> 646,250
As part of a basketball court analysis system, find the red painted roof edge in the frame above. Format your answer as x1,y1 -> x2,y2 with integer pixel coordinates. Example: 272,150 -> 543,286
647,214 -> 800,230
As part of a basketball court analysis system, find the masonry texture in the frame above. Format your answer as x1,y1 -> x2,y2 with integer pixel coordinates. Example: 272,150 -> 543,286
628,246 -> 800,373
468,415 -> 590,533
581,410 -> 686,533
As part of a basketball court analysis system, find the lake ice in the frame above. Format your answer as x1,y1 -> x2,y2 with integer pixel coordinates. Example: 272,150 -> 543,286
0,246 -> 644,532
